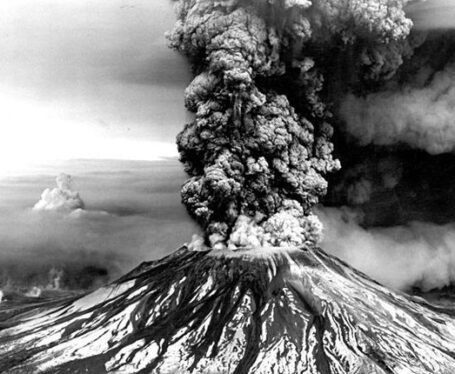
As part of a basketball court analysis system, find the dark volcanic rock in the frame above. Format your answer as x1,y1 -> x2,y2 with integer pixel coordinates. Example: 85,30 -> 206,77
0,246 -> 455,373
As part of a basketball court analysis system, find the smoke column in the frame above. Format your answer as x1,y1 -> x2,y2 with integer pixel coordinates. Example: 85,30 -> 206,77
168,0 -> 412,250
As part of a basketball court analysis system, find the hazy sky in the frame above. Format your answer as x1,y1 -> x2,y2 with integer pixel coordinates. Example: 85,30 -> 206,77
1,0 -> 452,175
0,0 -> 191,174
406,0 -> 455,29
0,159 -> 199,290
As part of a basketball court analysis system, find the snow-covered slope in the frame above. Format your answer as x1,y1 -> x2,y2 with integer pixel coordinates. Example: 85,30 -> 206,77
1,246 -> 455,373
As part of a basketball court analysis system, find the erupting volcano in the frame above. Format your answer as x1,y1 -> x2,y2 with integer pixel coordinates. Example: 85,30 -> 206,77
2,0 -> 455,373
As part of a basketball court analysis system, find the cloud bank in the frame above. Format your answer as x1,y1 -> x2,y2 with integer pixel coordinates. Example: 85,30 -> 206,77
0,160 -> 199,292
340,63 -> 455,154
319,206 -> 455,291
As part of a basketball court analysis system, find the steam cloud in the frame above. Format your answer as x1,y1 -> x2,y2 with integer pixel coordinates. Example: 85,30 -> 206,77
168,0 -> 412,250
319,207 -> 455,292
340,62 -> 455,154
33,173 -> 84,212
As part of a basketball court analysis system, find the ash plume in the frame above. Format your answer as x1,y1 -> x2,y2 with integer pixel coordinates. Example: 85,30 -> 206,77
33,173 -> 84,212
340,62 -> 455,154
319,206 -> 455,291
168,0 -> 413,250
336,3 -> 455,156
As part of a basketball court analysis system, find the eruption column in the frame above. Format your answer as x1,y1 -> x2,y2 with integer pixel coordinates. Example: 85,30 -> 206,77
169,0 -> 413,250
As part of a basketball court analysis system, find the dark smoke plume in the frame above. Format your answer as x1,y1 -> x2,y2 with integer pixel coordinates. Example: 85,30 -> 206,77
168,0 -> 413,249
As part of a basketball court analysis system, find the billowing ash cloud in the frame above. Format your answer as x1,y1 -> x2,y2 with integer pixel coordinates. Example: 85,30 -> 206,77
168,0 -> 412,250
340,62 -> 455,154
33,174 -> 84,212
319,206 -> 455,291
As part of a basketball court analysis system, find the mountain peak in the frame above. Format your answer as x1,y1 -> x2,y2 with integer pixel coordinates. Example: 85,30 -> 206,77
1,246 -> 455,373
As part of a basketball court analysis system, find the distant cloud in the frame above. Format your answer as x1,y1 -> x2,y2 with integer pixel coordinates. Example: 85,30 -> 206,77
33,173 -> 84,212
0,160 -> 199,292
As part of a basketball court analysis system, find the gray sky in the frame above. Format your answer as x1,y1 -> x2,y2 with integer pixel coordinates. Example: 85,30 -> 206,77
406,0 -> 455,29
4,0 -> 451,176
0,159 -> 199,289
0,0 -> 192,174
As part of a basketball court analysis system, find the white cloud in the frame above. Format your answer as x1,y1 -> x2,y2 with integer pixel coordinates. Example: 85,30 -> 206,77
339,63 -> 455,154
0,160 -> 199,291
318,206 -> 455,291
33,174 -> 84,212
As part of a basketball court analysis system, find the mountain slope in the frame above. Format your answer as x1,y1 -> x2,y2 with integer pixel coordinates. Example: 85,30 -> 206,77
0,246 -> 455,373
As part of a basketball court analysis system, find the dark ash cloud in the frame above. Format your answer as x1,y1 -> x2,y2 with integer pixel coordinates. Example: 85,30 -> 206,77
168,0 -> 413,248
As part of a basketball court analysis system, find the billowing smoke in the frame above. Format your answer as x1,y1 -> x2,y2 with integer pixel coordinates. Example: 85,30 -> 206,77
33,173 -> 84,212
168,0 -> 412,250
340,62 -> 455,154
337,1 -> 455,156
319,207 -> 455,292
167,0 -> 455,293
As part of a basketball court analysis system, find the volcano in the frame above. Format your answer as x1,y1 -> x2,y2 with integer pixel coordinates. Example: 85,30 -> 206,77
1,246 -> 455,374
